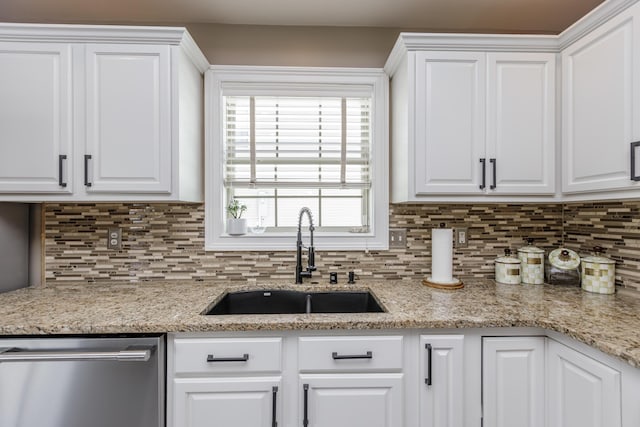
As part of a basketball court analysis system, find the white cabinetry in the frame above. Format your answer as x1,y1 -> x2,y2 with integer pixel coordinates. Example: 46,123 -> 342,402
562,1 -> 640,195
173,377 -> 281,427
0,24 -> 207,201
170,337 -> 283,427
419,335 -> 464,427
482,337 -> 545,427
84,44 -> 172,194
298,335 -> 404,427
547,338 -> 621,427
413,51 -> 486,194
487,53 -> 556,194
300,374 -> 403,427
0,42 -> 72,193
386,35 -> 557,201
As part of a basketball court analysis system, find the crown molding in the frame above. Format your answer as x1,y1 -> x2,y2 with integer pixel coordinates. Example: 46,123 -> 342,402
0,23 -> 189,44
384,32 -> 558,76
180,30 -> 209,73
0,22 -> 209,73
558,0 -> 639,49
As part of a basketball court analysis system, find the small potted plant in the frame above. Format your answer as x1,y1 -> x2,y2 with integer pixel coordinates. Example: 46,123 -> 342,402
226,199 -> 248,236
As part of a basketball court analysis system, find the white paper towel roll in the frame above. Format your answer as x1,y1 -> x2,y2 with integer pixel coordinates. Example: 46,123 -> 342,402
431,227 -> 454,283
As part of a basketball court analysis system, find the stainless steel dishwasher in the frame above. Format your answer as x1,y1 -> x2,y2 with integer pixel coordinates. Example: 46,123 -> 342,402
0,336 -> 164,427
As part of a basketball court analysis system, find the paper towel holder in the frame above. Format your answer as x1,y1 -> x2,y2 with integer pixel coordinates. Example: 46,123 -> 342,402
424,222 -> 464,290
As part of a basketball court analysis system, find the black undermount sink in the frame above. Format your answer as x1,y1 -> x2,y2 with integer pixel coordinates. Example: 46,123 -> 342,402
204,290 -> 385,315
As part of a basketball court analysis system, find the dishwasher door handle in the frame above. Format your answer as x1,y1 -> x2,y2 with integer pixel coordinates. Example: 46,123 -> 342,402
0,346 -> 154,362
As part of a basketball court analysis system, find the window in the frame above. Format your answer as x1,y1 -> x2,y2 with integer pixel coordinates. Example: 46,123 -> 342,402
205,66 -> 388,250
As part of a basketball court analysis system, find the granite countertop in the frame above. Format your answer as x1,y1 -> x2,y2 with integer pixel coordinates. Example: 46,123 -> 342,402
0,279 -> 639,368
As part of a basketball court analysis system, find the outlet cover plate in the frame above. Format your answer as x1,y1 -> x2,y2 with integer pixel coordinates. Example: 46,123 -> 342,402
107,227 -> 122,250
455,228 -> 469,248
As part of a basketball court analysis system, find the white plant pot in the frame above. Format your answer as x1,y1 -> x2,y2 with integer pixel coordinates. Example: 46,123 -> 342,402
226,218 -> 247,236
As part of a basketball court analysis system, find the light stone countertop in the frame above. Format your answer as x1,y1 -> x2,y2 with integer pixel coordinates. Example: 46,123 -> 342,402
0,279 -> 639,368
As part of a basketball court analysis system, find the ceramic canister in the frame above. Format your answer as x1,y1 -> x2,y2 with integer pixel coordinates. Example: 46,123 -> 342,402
518,238 -> 545,285
581,247 -> 616,294
495,249 -> 521,285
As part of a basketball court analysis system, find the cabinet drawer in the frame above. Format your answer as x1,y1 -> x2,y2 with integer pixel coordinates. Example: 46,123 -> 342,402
173,337 -> 282,375
298,336 -> 403,372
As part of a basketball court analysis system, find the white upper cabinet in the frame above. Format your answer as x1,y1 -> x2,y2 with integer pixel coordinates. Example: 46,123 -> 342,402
562,1 -> 640,195
487,52 -> 556,195
0,24 -> 207,202
386,34 -> 557,202
84,44 -> 172,194
414,51 -> 486,195
0,42 -> 72,193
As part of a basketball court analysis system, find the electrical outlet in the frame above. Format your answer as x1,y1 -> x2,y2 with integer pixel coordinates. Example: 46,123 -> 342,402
389,228 -> 407,248
455,228 -> 469,248
107,227 -> 122,250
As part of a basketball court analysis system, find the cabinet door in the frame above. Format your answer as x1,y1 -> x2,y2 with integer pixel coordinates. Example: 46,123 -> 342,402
84,44 -> 172,193
487,53 -> 555,194
562,2 -> 640,193
547,339 -> 621,427
300,374 -> 403,427
414,51 -> 486,194
482,337 -> 545,427
172,377 -> 281,427
0,42 -> 72,193
419,335 -> 464,427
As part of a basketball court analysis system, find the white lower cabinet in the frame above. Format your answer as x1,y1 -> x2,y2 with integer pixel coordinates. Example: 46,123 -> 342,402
419,335 -> 464,427
300,374 -> 403,427
482,337 -> 545,427
547,339 -> 621,427
169,331 -> 637,427
173,377 -> 282,427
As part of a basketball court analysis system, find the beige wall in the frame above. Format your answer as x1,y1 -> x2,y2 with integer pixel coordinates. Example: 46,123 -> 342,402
186,23 -> 403,68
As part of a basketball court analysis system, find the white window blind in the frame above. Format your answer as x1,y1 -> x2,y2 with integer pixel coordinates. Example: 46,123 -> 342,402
223,96 -> 371,190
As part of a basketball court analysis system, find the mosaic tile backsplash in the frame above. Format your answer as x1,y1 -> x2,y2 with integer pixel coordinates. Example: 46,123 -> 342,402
45,203 -> 564,284
43,200 -> 640,291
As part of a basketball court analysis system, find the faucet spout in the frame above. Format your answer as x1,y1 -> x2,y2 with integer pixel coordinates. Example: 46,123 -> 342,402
296,207 -> 317,284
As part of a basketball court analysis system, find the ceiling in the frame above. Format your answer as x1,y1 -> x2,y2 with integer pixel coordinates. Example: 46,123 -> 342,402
0,0 -> 605,34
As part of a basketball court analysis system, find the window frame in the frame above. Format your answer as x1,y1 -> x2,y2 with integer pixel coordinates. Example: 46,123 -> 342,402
205,65 -> 389,251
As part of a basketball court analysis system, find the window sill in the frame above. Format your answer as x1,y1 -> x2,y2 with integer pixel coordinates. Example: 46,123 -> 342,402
204,231 -> 389,251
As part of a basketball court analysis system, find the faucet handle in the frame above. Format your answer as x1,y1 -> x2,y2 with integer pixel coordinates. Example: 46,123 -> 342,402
308,246 -> 316,271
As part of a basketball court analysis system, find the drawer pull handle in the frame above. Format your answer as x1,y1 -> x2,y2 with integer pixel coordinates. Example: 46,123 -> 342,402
272,386 -> 278,427
206,353 -> 249,363
332,351 -> 373,360
425,343 -> 433,386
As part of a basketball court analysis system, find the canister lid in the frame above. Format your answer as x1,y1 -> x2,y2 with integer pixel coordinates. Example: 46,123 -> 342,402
549,248 -> 580,270
518,238 -> 544,254
496,248 -> 521,265
582,246 -> 615,265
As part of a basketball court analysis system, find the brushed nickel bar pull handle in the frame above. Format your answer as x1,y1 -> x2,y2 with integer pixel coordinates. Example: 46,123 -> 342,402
0,347 -> 152,362
84,154 -> 92,187
206,354 -> 249,363
479,158 -> 486,190
332,351 -> 373,360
